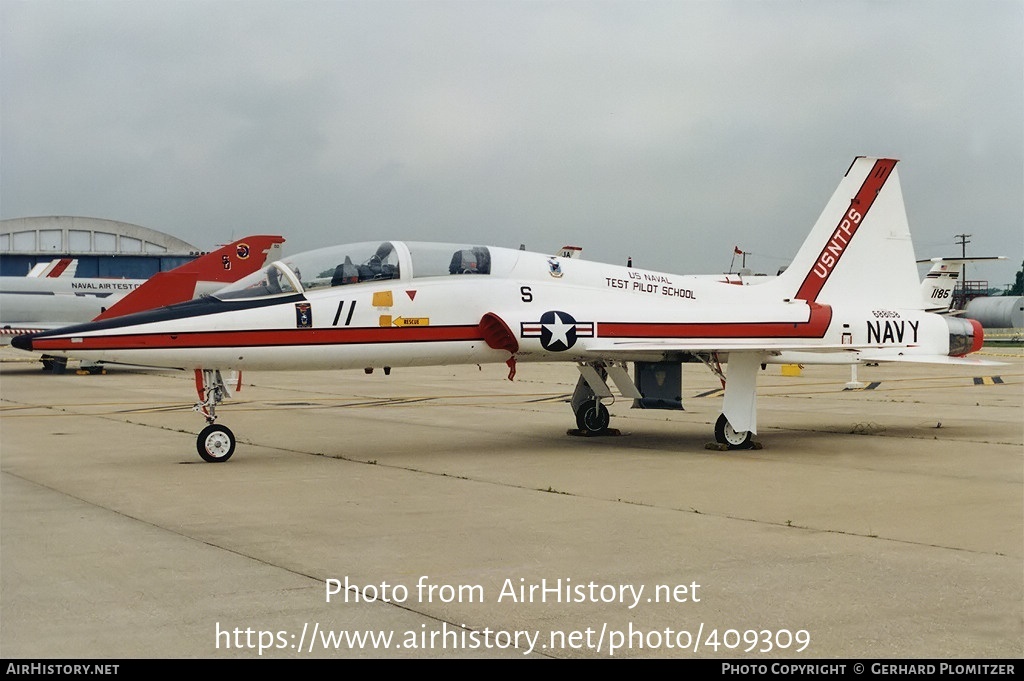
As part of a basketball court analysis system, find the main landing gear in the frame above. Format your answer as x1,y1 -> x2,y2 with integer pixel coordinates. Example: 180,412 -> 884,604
569,362 -> 631,436
714,413 -> 753,450
194,369 -> 236,462
575,398 -> 611,434
701,352 -> 758,450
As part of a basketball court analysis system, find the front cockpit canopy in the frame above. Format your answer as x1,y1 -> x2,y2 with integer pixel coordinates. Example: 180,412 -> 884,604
212,241 -> 493,301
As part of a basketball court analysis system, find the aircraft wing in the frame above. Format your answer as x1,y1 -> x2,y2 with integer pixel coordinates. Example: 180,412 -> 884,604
856,352 -> 1005,366
586,339 -> 860,354
585,340 -> 1005,366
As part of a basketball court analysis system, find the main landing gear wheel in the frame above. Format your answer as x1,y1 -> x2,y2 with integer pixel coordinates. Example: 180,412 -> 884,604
575,401 -> 611,434
715,414 -> 753,450
197,424 -> 236,463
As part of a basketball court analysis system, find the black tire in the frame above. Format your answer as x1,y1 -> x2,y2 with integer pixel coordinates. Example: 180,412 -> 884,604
576,402 -> 610,434
714,413 -> 753,449
197,424 -> 236,463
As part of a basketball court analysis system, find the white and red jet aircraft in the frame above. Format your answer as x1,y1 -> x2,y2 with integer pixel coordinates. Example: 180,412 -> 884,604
12,157 -> 993,462
1,235 -> 285,344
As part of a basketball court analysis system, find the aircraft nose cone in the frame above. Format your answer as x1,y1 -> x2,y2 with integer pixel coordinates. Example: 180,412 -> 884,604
11,334 -> 33,351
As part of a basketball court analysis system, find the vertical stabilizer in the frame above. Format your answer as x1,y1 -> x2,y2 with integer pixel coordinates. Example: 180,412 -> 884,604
27,258 -> 78,278
92,235 -> 285,320
775,157 -> 920,309
917,257 -> 1007,313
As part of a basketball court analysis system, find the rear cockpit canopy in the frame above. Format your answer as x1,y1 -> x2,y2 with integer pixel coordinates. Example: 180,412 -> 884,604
213,241 -> 493,301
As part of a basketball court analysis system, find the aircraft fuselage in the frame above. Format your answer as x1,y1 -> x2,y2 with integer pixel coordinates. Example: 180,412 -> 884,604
15,241 -> 967,371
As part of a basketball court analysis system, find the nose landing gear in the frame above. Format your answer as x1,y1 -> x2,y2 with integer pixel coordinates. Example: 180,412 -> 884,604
194,369 -> 237,462
197,423 -> 236,463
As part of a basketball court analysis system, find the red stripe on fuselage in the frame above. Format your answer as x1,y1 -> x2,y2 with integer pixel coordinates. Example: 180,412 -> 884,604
599,304 -> 832,339
31,307 -> 834,353
794,158 -> 897,303
30,324 -> 485,352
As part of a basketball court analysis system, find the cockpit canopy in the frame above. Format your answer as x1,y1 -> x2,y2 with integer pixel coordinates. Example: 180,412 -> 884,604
213,241 -> 494,301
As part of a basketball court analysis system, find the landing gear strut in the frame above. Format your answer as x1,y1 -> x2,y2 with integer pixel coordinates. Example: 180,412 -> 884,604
193,369 -> 236,462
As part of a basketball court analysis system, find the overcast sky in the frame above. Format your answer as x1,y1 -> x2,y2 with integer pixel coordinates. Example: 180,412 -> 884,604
2,0 -> 1021,288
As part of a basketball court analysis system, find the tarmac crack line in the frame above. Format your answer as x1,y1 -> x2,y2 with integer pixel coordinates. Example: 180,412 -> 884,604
4,397 -> 1015,559
0,469 -> 556,659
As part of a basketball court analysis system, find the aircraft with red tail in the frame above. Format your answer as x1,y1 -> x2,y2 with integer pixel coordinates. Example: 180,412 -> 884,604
1,235 -> 285,346
11,158 -> 996,461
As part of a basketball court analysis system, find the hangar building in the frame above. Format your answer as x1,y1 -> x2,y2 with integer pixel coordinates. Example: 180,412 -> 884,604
1,216 -> 201,278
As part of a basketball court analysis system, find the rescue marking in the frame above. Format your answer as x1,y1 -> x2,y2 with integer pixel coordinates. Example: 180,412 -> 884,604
392,317 -> 430,327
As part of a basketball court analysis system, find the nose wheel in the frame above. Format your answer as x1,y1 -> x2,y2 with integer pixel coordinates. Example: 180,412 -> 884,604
193,369 -> 238,462
197,424 -> 236,463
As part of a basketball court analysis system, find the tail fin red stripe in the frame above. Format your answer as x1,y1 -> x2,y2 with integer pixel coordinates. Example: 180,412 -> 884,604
92,235 -> 284,321
46,259 -> 75,278
795,158 -> 897,303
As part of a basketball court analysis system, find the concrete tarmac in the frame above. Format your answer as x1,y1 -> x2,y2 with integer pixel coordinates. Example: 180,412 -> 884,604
1,346 -> 1021,659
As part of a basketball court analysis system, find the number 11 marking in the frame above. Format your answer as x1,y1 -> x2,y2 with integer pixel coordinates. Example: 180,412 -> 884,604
332,300 -> 357,326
